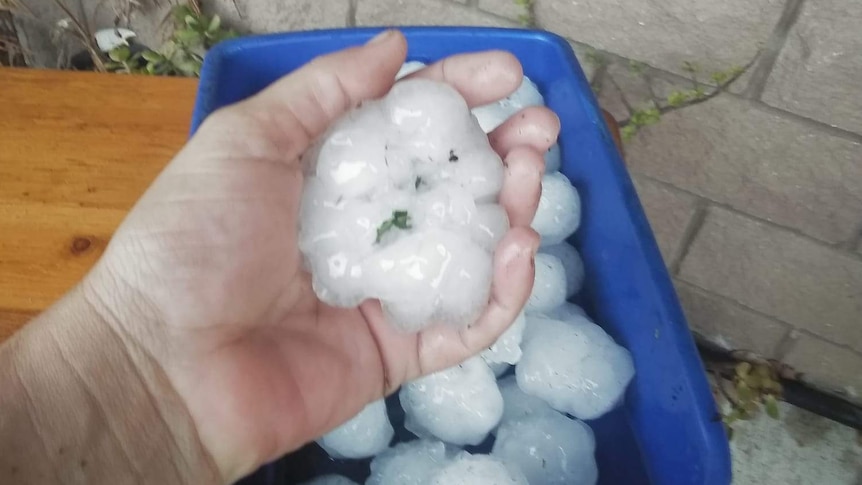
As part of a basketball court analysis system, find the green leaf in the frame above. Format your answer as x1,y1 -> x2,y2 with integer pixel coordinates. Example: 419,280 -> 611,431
722,409 -> 740,425
765,395 -> 780,419
175,28 -> 202,45
108,46 -> 131,62
621,124 -> 638,142
667,90 -> 689,107
710,70 -> 729,85
184,14 -> 199,28
208,14 -> 222,32
146,62 -> 158,74
104,61 -> 124,70
376,210 -> 412,243
141,50 -> 164,63
172,5 -> 194,23
736,382 -> 754,403
735,362 -> 752,378
743,400 -> 760,416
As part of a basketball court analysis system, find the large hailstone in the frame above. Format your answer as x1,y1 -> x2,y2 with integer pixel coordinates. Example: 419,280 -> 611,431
492,412 -> 598,485
399,356 -> 503,446
316,399 -> 393,459
480,311 -> 526,365
299,79 -> 507,332
531,172 -> 581,246
367,439 -> 450,485
540,242 -> 585,297
428,452 -> 528,485
517,315 -> 635,420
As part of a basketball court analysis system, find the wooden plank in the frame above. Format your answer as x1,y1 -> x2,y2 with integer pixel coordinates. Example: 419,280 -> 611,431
0,68 -> 197,339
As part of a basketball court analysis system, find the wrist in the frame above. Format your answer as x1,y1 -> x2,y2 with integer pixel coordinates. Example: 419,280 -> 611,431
0,282 -> 222,484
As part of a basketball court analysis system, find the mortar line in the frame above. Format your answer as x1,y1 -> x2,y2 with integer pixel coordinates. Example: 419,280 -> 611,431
745,98 -> 862,143
668,199 -> 709,275
742,0 -> 806,100
630,171 -> 862,258
772,326 -> 800,361
346,0 -> 357,27
678,280 -> 862,358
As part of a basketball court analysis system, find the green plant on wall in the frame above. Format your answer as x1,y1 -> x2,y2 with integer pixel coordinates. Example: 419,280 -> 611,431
513,0 -> 534,26
620,61 -> 748,141
106,4 -> 237,77
709,360 -> 783,440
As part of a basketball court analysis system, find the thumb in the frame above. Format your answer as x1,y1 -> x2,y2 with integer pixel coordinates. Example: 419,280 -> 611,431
227,30 -> 407,161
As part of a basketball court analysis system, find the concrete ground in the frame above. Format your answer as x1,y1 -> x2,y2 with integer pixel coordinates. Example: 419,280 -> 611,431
9,0 -> 862,483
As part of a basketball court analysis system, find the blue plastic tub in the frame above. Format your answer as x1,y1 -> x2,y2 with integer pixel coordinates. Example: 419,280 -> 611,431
190,27 -> 731,485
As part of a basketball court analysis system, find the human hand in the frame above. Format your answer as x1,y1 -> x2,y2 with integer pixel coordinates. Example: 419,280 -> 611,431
83,30 -> 558,482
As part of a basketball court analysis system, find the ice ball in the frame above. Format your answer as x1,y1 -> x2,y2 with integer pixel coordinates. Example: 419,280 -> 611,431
531,172 -> 581,246
526,253 -> 567,313
299,79 -> 507,332
316,398 -> 393,459
517,316 -> 635,420
429,452 -> 528,485
496,375 -> 557,428
492,412 -> 597,485
471,76 -> 545,133
481,311 -> 526,365
367,439 -> 450,485
400,356 -> 503,446
540,242 -> 585,297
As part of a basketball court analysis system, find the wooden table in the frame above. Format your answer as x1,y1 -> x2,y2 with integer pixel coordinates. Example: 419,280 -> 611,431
0,67 -> 622,343
0,68 -> 197,342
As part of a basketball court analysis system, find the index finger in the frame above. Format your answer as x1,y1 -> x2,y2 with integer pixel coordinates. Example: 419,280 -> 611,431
405,51 -> 524,108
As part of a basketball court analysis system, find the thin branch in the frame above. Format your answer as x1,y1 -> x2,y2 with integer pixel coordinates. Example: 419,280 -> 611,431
50,0 -> 106,71
619,52 -> 760,127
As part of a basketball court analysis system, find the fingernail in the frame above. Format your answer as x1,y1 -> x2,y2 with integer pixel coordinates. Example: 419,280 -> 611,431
367,30 -> 394,45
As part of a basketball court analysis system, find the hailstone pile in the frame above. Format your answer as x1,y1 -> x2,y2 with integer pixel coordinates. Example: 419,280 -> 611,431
299,78 -> 507,332
299,62 -> 636,485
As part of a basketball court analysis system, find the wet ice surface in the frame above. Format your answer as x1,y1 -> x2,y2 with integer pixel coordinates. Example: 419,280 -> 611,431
531,172 -> 582,246
495,375 -> 556,430
525,253 -> 567,313
299,474 -> 359,485
395,60 -> 427,79
400,356 -> 503,446
542,301 -> 588,320
299,79 -> 506,332
493,412 -> 598,485
540,243 -> 585,297
518,315 -> 634,420
481,311 -> 526,365
367,439 -> 450,485
429,452 -> 529,485
472,77 -> 544,133
316,399 -> 393,459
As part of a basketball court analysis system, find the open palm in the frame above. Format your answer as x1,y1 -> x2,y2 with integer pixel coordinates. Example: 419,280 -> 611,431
85,31 -> 558,482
